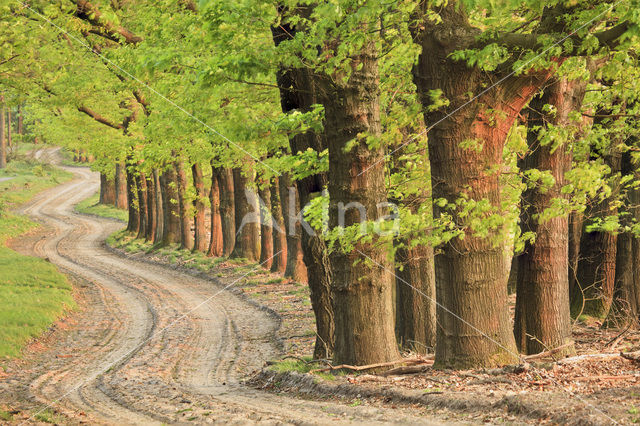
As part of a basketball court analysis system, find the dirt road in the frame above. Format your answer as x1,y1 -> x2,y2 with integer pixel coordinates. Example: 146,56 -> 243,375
2,152 -> 444,425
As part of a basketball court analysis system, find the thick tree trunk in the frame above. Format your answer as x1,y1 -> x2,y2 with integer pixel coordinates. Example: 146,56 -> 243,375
217,167 -> 235,257
0,100 -> 6,169
115,163 -> 128,209
145,173 -> 157,242
135,172 -> 148,240
153,169 -> 164,243
279,175 -> 307,282
258,184 -> 274,269
175,162 -> 194,250
125,164 -> 139,234
192,163 -> 208,252
568,211 -> 583,298
320,41 -> 399,366
572,146 -> 622,319
411,3 -> 547,367
514,78 -> 584,356
208,166 -> 224,257
160,168 -> 181,246
100,173 -> 117,205
272,19 -> 334,358
231,167 -> 260,261
395,244 -> 436,354
270,176 -> 287,274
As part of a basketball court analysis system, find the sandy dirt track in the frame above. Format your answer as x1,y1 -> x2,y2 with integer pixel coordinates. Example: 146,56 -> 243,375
1,150 -> 445,425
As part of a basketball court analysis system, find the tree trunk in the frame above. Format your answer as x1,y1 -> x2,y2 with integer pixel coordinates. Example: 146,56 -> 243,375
125,164 -> 139,234
270,176 -> 287,274
319,39 -> 399,366
258,184 -> 274,269
154,169 -> 164,243
0,99 -> 6,169
99,173 -> 117,205
135,172 -> 148,240
279,175 -> 307,282
192,163 -> 208,252
145,173 -> 157,243
208,165 -> 224,257
272,17 -> 334,358
568,211 -> 583,298
160,167 -> 181,246
572,142 -> 622,319
217,167 -> 235,257
411,3 -> 548,367
231,167 -> 260,261
175,161 -> 194,250
7,108 -> 12,148
395,244 -> 436,354
115,163 -> 128,209
514,78 -> 584,356
17,105 -> 23,135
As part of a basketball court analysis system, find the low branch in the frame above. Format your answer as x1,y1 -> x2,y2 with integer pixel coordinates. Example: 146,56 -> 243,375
523,342 -> 574,361
77,105 -> 123,130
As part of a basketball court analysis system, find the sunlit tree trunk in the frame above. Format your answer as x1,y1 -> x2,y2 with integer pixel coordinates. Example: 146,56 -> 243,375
270,176 -> 287,274
7,108 -> 12,148
153,170 -> 164,243
135,172 -> 148,240
175,161 -> 194,250
17,105 -> 23,136
231,167 -> 260,261
125,163 -> 139,234
160,167 -> 181,246
145,173 -> 157,242
192,163 -> 208,252
217,167 -> 235,257
514,78 -> 584,356
208,165 -> 224,257
319,40 -> 399,366
100,173 -> 117,205
259,183 -> 274,269
412,2 -> 547,367
278,175 -> 307,282
115,163 -> 128,209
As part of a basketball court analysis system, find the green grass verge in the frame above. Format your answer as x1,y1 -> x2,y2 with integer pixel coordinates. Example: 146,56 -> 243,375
0,155 -> 76,360
75,193 -> 128,222
268,357 -> 339,381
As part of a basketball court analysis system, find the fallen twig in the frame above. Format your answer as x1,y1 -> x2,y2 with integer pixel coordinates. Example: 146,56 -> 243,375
378,364 -> 432,377
557,353 -> 621,364
621,351 -> 640,362
605,324 -> 632,350
523,342 -> 574,361
311,357 -> 430,373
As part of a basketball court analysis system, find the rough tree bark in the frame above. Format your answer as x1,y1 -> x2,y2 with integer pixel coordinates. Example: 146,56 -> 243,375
207,165 -> 224,257
125,162 -> 140,234
100,173 -> 117,205
160,167 -> 181,246
411,2 -> 549,367
514,78 -> 586,356
258,183 -> 274,269
231,167 -> 260,261
153,169 -> 164,243
319,38 -> 400,365
145,173 -> 157,243
272,16 -> 334,359
270,176 -> 288,274
278,174 -> 307,282
192,163 -> 208,252
217,167 -> 236,257
175,161 -> 194,251
135,172 -> 148,240
115,163 -> 128,209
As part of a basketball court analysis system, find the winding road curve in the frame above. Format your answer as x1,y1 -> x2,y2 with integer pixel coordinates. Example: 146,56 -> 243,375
6,149 -> 441,425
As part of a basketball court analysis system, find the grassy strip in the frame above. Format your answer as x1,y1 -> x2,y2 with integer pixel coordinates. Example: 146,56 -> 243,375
0,157 -> 76,360
75,193 -> 129,222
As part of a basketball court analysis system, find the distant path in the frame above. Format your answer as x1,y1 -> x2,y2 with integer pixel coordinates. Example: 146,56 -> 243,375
0,177 -> 13,182
2,149 -> 442,425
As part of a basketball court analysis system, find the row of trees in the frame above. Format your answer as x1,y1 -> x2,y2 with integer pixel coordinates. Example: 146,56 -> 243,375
2,0 -> 640,368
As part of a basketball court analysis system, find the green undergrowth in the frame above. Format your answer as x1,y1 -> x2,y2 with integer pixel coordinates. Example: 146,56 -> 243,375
75,193 -> 128,222
107,229 -> 261,275
268,357 -> 341,381
0,156 -> 76,360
